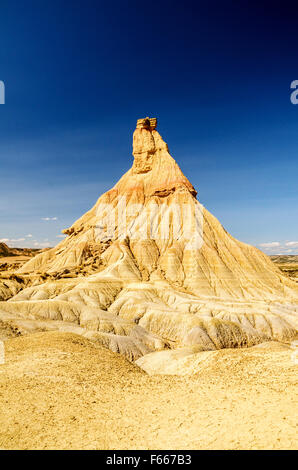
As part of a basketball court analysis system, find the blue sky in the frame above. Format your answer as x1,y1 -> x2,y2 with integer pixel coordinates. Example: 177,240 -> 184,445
0,0 -> 297,254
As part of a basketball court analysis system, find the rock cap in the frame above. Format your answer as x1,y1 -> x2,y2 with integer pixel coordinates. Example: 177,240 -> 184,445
136,117 -> 157,130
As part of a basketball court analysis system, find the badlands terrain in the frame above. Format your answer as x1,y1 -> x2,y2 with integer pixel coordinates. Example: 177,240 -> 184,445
0,117 -> 297,449
271,255 -> 298,283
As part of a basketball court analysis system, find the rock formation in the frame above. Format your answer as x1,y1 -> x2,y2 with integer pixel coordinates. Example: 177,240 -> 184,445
0,117 -> 297,372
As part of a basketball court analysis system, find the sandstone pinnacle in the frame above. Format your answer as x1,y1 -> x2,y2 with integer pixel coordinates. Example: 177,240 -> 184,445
0,118 -> 296,372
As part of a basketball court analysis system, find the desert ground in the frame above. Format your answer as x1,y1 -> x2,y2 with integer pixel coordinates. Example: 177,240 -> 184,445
0,331 -> 297,450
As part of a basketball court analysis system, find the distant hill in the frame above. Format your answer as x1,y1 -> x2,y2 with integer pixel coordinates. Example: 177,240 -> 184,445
270,255 -> 298,281
270,255 -> 298,264
0,243 -> 41,258
0,243 -> 18,257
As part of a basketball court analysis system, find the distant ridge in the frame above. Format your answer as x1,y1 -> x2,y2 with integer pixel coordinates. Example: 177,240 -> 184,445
0,243 -> 41,258
0,243 -> 18,257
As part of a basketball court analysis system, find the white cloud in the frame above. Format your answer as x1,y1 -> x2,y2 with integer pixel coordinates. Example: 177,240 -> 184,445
259,242 -> 280,248
1,238 -> 26,242
1,237 -> 52,248
285,241 -> 298,247
56,234 -> 66,238
26,234 -> 33,238
33,241 -> 51,247
41,217 -> 58,221
258,240 -> 298,255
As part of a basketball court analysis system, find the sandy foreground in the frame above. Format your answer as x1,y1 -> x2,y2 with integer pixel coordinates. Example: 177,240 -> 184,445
0,331 -> 297,450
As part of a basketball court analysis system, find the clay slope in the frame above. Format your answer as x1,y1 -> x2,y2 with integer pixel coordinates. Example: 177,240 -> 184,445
0,117 -> 297,367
